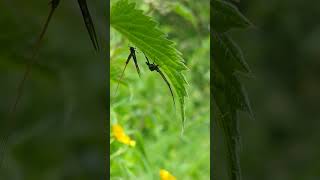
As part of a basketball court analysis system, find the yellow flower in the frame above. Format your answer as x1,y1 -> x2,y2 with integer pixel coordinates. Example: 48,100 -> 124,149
112,124 -> 136,147
160,169 -> 176,180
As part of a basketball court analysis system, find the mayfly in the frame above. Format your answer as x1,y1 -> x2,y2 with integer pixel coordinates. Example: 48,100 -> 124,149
114,47 -> 141,95
144,54 -> 175,106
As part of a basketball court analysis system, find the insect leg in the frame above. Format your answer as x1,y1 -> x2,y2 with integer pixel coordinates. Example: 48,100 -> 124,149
114,53 -> 133,96
77,0 -> 100,51
143,53 -> 150,64
1,0 -> 61,170
131,51 -> 141,77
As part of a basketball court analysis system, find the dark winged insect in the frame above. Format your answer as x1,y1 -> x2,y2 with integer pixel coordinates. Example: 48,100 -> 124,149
144,54 -> 175,106
114,47 -> 141,95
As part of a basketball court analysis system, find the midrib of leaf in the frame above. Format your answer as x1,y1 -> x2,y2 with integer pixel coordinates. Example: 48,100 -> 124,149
110,0 -> 188,126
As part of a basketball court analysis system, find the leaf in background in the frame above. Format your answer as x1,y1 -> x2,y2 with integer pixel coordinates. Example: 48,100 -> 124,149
170,2 -> 197,27
212,1 -> 254,179
211,0 -> 252,33
110,0 -> 188,127
212,33 -> 251,74
212,53 -> 252,117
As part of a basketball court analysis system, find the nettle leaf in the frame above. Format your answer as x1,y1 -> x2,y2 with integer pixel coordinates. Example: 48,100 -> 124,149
212,1 -> 253,180
110,0 -> 188,126
212,45 -> 242,180
212,57 -> 252,116
212,33 -> 251,74
211,0 -> 252,33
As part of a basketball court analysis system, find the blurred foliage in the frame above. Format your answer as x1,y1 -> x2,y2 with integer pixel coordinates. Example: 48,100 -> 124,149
215,0 -> 320,180
212,0 -> 253,179
0,0 -> 107,179
110,0 -> 209,179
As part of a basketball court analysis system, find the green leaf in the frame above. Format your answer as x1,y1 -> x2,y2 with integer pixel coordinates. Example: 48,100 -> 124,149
212,61 -> 252,116
110,0 -> 188,126
170,2 -> 197,27
212,51 -> 243,180
212,1 -> 254,179
212,33 -> 253,179
212,33 -> 251,74
211,0 -> 252,33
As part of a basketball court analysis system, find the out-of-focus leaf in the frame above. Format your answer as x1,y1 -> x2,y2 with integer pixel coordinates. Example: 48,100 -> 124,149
212,62 -> 252,116
170,2 -> 197,27
212,44 -> 243,180
212,1 -> 254,179
211,0 -> 251,33
212,33 -> 251,74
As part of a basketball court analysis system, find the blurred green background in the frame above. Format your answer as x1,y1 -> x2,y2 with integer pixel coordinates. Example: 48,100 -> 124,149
110,0 -> 210,179
215,0 -> 320,179
0,0 -> 107,179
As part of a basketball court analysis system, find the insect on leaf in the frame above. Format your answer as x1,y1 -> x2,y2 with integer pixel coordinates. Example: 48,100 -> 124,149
110,0 -> 188,127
